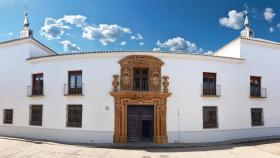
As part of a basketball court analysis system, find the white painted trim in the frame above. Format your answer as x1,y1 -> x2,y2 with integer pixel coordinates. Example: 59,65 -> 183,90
27,52 -> 245,64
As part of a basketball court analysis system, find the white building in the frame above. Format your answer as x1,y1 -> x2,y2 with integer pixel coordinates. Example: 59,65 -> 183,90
0,13 -> 279,144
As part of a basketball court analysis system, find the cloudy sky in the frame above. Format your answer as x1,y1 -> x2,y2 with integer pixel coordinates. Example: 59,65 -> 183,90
0,0 -> 279,53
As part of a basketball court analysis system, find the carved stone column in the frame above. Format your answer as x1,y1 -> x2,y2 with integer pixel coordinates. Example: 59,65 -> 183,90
112,75 -> 119,92
113,97 -> 122,143
162,76 -> 169,93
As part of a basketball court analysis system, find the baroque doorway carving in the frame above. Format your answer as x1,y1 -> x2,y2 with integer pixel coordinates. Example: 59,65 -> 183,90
110,55 -> 171,144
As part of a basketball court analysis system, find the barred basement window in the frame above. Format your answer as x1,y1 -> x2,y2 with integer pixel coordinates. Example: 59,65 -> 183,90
203,106 -> 218,129
67,105 -> 82,128
30,105 -> 43,126
3,109 -> 13,124
251,108 -> 264,126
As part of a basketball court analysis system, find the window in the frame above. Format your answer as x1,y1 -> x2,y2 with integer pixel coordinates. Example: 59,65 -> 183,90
250,76 -> 261,97
32,73 -> 43,95
30,105 -> 43,126
203,72 -> 217,96
67,105 -> 82,128
68,71 -> 82,94
203,106 -> 218,129
251,108 -> 264,126
133,68 -> 149,91
3,109 -> 13,124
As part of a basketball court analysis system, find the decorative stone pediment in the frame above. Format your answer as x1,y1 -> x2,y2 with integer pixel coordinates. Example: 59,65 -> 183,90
119,55 -> 164,91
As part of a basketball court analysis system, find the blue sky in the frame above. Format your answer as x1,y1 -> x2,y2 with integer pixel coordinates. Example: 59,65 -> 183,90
0,0 -> 279,53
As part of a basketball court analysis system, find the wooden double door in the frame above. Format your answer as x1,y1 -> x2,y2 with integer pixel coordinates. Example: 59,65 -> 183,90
127,105 -> 154,142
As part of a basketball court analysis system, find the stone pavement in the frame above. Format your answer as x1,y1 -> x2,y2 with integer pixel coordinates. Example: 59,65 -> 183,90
1,137 -> 280,158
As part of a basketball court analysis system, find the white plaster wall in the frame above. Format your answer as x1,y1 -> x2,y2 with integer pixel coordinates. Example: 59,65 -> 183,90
215,39 -> 241,58
0,40 -> 280,144
29,43 -> 51,57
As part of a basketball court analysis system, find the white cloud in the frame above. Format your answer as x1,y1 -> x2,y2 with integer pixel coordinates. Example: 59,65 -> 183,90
40,14 -> 137,46
264,8 -> 276,22
139,42 -> 144,46
205,51 -> 214,54
8,32 -> 13,36
269,27 -> 274,33
156,37 -> 211,54
82,24 -> 131,45
153,48 -> 160,51
157,37 -> 198,52
59,40 -> 81,52
120,41 -> 126,46
219,10 -> 244,30
40,18 -> 70,40
131,33 -> 144,40
277,23 -> 280,29
62,15 -> 87,27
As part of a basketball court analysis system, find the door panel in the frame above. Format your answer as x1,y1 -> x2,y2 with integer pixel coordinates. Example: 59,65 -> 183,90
127,105 -> 154,142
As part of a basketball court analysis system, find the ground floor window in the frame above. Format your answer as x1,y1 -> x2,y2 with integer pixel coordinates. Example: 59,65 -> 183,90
30,105 -> 43,126
67,105 -> 82,128
3,109 -> 13,124
203,106 -> 218,129
251,108 -> 264,126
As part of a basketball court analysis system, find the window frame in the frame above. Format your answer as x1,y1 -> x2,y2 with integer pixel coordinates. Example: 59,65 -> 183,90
251,108 -> 264,127
29,105 -> 43,126
66,104 -> 82,128
68,70 -> 83,95
202,72 -> 217,96
32,73 -> 44,95
133,68 -> 149,91
3,109 -> 13,124
250,76 -> 261,97
203,106 -> 218,129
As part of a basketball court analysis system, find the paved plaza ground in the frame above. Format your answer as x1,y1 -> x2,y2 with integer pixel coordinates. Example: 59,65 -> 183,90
1,137 -> 280,158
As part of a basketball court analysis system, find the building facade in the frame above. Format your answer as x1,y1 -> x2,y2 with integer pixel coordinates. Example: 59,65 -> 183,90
0,14 -> 279,144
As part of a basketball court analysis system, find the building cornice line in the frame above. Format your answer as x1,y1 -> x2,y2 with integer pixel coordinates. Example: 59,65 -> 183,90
27,51 -> 245,64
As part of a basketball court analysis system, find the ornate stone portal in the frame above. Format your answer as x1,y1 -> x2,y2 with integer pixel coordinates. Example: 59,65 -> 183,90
110,55 -> 171,144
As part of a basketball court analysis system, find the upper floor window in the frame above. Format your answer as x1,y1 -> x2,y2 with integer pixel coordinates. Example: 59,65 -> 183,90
203,72 -> 219,96
67,71 -> 83,95
67,105 -> 82,128
30,105 -> 43,126
251,108 -> 264,126
133,68 -> 149,91
250,76 -> 261,97
203,106 -> 218,129
3,109 -> 13,124
32,73 -> 43,96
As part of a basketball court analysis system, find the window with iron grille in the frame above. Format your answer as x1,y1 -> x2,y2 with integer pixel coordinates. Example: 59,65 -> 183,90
3,109 -> 13,124
203,106 -> 218,129
67,105 -> 82,128
251,108 -> 264,126
30,105 -> 43,126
